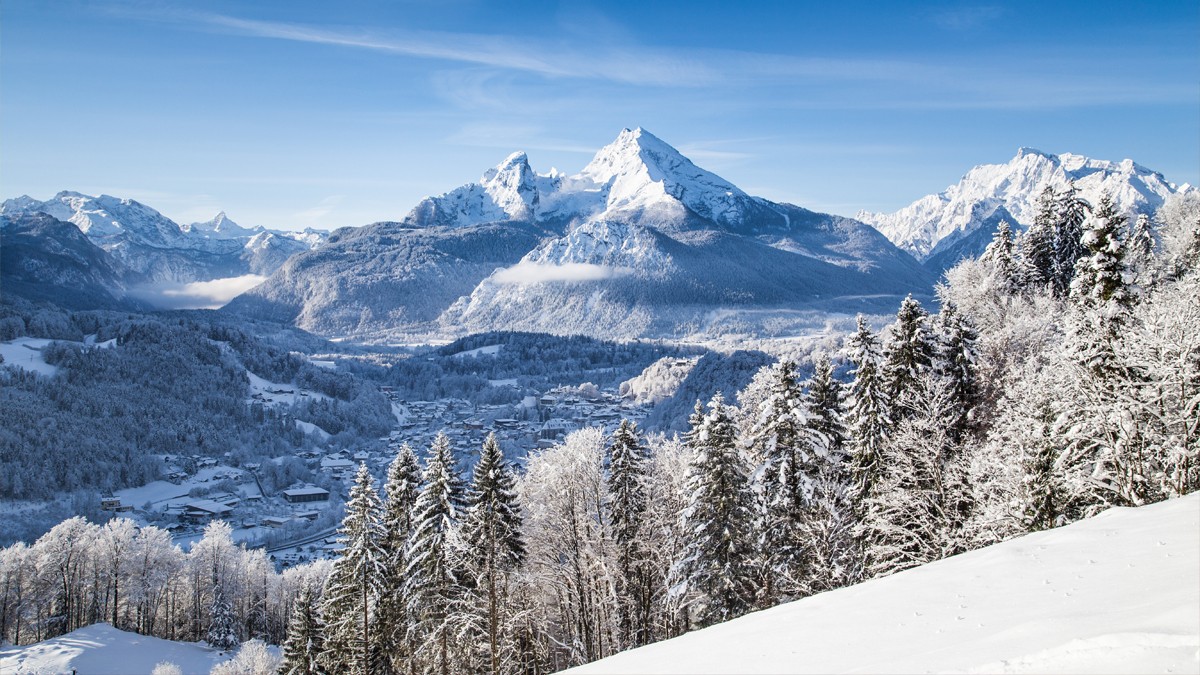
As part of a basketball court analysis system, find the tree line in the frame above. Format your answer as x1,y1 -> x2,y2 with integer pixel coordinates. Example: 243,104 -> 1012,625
0,191 -> 1195,674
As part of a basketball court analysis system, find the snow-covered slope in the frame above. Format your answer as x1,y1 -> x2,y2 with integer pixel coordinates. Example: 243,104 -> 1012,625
0,622 -> 237,675
231,128 -> 931,339
568,494 -> 1200,674
859,148 -> 1192,270
1,193 -> 325,284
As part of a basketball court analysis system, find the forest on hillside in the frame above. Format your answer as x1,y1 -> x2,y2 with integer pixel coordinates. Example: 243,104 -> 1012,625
0,190 -> 1196,674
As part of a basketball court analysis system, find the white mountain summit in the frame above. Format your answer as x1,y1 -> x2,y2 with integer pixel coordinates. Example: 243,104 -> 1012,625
407,127 -> 787,233
230,127 -> 931,339
858,147 -> 1192,270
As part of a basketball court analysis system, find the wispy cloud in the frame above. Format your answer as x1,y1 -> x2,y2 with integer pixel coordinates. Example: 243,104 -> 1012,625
117,6 -> 1197,110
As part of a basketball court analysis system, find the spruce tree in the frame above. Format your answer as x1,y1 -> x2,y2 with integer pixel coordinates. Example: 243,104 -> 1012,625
1071,193 -> 1130,308
882,295 -> 934,414
800,355 -> 857,591
675,394 -> 757,628
205,572 -> 239,652
747,360 -> 815,602
1053,181 -> 1089,296
1069,193 -> 1131,378
321,464 -> 387,675
804,355 -> 847,459
460,433 -> 526,674
604,420 -> 652,649
981,220 -> 1020,293
1021,185 -> 1058,288
845,316 -> 889,507
405,433 -> 466,675
931,304 -> 982,443
280,586 -> 326,675
378,444 -> 421,674
1128,213 -> 1156,286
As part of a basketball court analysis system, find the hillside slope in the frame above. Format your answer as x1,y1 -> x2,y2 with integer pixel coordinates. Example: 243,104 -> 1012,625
567,494 -> 1200,674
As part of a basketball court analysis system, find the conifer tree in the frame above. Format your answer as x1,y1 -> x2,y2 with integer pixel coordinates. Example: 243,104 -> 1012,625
1071,193 -> 1130,308
280,586 -> 326,675
604,420 -> 653,649
674,394 -> 757,628
405,433 -> 466,675
1069,193 -> 1131,378
1053,181 -> 1089,296
804,355 -> 846,458
460,433 -> 526,674
206,572 -> 240,652
1128,213 -> 1156,286
747,360 -> 815,602
377,444 -> 421,674
932,304 -> 982,443
800,355 -> 857,591
1021,185 -> 1058,288
321,464 -> 386,675
882,295 -> 934,414
981,220 -> 1020,293
845,316 -> 889,507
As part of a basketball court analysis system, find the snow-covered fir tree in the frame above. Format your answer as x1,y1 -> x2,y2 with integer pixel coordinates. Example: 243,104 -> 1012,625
804,355 -> 846,457
882,295 -> 935,415
674,393 -> 757,627
1021,185 -> 1059,289
931,304 -> 983,442
321,464 -> 386,675
280,585 -> 326,675
1071,193 -> 1130,309
605,419 -> 653,649
405,433 -> 466,675
1052,181 -> 1090,296
845,316 -> 890,509
980,221 -> 1021,293
459,433 -> 526,674
377,443 -> 422,674
746,360 -> 818,602
206,570 -> 240,652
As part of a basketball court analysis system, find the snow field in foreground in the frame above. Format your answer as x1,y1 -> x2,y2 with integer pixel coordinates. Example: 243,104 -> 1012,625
568,494 -> 1200,674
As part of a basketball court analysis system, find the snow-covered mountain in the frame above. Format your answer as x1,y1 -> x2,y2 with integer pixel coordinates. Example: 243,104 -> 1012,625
858,148 -> 1193,271
1,192 -> 326,284
567,493 -> 1200,674
0,212 -> 140,310
230,128 -> 932,339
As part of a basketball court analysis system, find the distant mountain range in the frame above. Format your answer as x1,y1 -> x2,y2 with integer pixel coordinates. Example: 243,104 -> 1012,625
1,192 -> 325,286
5,133 -> 1191,338
858,148 -> 1193,272
226,128 -> 933,340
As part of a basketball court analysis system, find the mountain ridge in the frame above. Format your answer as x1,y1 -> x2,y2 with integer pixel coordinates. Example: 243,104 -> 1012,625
858,147 -> 1192,270
227,128 -> 933,340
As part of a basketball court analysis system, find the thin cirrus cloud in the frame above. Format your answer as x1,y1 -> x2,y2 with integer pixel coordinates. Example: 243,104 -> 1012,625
152,9 -> 1197,112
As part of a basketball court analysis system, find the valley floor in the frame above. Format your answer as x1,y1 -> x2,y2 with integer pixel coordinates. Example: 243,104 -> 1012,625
568,493 -> 1200,674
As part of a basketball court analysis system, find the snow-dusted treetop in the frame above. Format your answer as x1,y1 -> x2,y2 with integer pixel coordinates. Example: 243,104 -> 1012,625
858,147 -> 1193,261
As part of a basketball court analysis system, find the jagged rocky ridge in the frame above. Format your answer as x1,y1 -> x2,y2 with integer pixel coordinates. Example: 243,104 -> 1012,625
228,128 -> 933,340
1,192 -> 325,286
858,147 -> 1193,272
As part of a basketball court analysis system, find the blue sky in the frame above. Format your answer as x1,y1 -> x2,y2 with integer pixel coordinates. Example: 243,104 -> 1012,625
2,1 -> 1197,231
